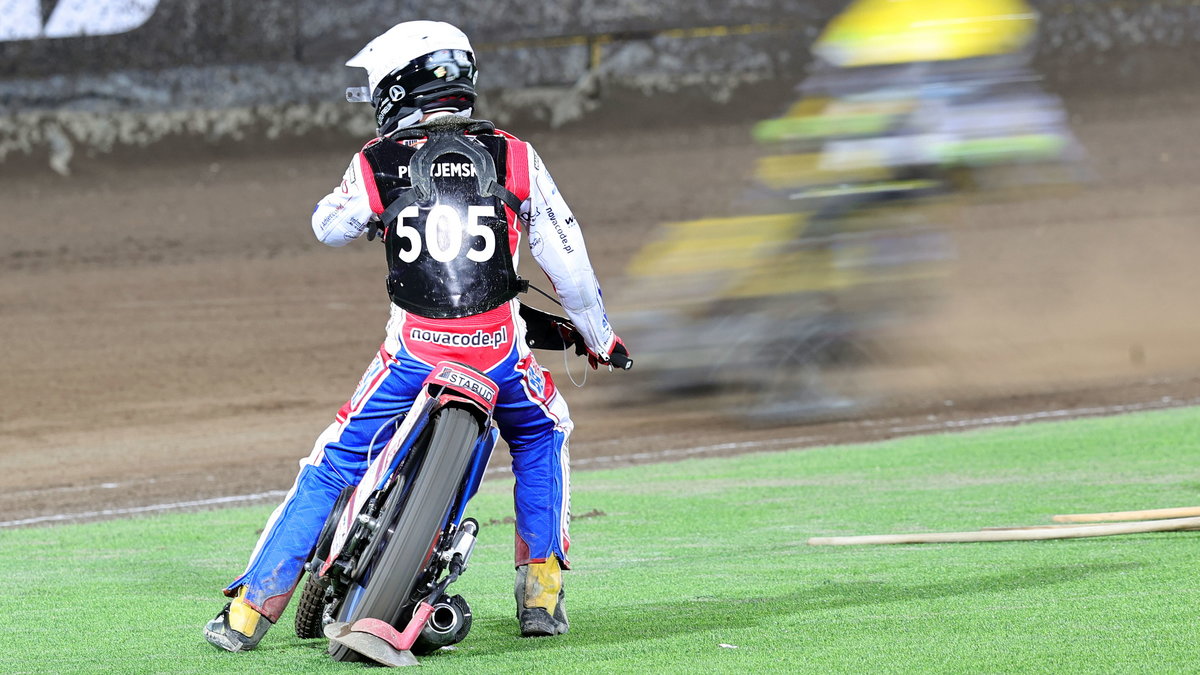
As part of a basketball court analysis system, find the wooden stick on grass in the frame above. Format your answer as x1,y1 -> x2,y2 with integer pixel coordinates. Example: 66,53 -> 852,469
1051,506 -> 1200,523
981,522 -> 1200,532
979,523 -> 1106,531
807,516 -> 1200,546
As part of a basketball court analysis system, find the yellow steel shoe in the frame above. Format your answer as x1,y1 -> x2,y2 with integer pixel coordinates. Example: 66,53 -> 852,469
204,587 -> 273,652
515,555 -> 568,637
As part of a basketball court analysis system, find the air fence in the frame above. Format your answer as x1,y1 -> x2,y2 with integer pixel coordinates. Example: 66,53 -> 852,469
1,0 -> 1197,171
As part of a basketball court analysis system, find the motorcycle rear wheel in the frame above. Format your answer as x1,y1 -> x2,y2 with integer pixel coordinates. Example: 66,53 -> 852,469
328,405 -> 481,662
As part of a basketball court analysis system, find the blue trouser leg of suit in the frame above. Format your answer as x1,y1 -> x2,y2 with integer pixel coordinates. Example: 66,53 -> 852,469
225,350 -> 426,620
490,357 -> 573,567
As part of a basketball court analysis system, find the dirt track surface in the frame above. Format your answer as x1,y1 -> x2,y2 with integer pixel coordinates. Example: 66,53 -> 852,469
2,85 -> 1199,528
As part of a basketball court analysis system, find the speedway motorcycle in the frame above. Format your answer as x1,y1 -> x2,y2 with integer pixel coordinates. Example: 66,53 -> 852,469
292,304 -> 629,666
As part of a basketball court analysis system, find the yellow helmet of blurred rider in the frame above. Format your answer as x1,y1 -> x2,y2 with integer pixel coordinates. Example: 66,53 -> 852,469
814,0 -> 1038,67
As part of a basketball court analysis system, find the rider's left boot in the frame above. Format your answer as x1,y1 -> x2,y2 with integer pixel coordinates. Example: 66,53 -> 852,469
204,586 -> 273,652
515,554 -> 569,637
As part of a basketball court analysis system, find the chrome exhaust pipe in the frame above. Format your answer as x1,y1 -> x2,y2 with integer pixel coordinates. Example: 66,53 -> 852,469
413,594 -> 473,653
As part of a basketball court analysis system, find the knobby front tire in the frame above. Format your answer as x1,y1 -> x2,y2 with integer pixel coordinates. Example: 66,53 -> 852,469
294,572 -> 328,639
295,485 -> 355,639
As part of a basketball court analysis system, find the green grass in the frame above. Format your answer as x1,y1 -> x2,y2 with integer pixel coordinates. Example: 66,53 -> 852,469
3,407 -> 1199,673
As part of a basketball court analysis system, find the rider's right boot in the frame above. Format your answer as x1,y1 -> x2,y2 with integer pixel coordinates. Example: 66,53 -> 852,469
204,586 -> 273,652
515,554 -> 569,637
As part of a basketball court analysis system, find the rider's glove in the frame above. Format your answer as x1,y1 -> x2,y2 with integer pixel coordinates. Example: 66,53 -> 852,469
552,320 -> 589,356
588,336 -> 631,370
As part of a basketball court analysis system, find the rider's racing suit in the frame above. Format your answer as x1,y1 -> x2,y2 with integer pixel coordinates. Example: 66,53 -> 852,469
222,113 -> 617,622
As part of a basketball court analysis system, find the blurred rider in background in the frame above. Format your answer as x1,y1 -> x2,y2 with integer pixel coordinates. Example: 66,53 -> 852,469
205,19 -> 629,652
618,0 -> 1079,423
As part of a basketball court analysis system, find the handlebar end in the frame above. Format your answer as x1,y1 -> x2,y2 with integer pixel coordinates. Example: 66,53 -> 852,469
608,353 -> 633,371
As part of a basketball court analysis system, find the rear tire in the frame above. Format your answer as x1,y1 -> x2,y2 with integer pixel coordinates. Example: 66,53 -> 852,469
328,406 -> 481,662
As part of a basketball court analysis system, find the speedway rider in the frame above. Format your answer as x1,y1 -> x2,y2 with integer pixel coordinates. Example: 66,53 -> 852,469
205,20 -> 629,652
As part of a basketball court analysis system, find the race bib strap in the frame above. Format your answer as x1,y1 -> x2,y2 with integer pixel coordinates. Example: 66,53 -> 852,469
358,151 -> 385,215
502,134 -> 531,212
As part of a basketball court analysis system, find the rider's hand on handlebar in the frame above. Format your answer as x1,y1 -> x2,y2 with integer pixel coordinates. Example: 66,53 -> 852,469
588,336 -> 632,371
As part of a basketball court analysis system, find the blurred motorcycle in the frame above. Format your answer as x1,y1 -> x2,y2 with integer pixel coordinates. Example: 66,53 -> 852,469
616,0 -> 1084,424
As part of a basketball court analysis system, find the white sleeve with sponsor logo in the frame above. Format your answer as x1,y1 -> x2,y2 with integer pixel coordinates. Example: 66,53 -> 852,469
522,144 -> 616,355
311,154 -> 376,247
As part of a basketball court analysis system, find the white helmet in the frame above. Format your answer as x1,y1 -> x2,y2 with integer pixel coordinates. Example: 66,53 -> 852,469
346,21 -> 478,135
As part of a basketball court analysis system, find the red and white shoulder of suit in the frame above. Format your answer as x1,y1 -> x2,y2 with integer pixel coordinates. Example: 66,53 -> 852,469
310,123 -> 616,356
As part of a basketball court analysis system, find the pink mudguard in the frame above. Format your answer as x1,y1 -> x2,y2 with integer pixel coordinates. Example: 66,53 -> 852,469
348,618 -> 410,651
325,619 -> 418,667
395,602 -> 436,649
350,598 -> 434,653
325,604 -> 434,668
349,601 -> 433,652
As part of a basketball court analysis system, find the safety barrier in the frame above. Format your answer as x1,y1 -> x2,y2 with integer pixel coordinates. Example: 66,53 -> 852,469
2,0 -> 1198,169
